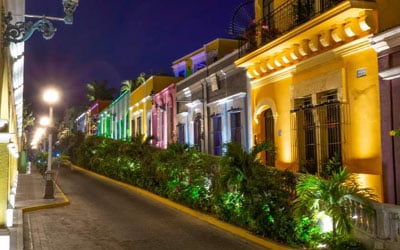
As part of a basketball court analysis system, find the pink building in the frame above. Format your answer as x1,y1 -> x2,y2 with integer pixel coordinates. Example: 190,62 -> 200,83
151,83 -> 176,148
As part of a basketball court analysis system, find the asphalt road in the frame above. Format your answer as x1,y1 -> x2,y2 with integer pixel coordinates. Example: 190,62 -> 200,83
24,166 -> 268,250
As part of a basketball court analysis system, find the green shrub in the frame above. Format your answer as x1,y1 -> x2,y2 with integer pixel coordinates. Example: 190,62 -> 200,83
60,136 -> 349,247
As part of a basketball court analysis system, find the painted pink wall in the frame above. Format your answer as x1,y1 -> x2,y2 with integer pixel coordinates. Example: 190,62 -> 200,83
151,83 -> 176,149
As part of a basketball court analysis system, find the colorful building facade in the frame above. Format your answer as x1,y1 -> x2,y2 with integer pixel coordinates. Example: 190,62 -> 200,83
173,38 -> 243,154
0,0 -> 25,232
235,0 -> 399,201
98,91 -> 130,140
372,26 -> 400,204
75,100 -> 110,136
151,83 -> 176,148
130,76 -> 181,140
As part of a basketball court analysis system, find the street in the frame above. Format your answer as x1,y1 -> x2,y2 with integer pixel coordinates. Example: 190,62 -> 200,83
23,166 -> 268,250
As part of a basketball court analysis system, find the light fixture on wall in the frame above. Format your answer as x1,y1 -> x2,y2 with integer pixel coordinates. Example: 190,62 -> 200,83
3,0 -> 79,45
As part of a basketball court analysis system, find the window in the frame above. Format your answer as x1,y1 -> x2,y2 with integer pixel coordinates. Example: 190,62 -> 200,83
131,119 -> 136,138
292,91 -> 343,174
194,61 -> 206,72
193,114 -> 202,152
147,115 -> 151,140
264,108 -> 275,166
178,70 -> 185,77
263,0 -> 274,19
212,115 -> 222,155
293,96 -> 317,173
317,91 -> 342,164
177,123 -> 185,145
137,116 -> 142,136
230,111 -> 241,144
262,0 -> 276,43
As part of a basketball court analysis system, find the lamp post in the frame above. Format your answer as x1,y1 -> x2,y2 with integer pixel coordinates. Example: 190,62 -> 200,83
42,88 -> 59,199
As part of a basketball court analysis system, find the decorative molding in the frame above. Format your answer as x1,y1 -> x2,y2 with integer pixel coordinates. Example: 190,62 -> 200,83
371,26 -> 400,53
251,65 -> 295,89
379,66 -> 400,80
291,69 -> 343,102
241,8 -> 376,81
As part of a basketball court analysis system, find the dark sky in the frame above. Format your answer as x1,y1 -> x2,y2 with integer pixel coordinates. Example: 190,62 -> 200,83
23,0 -> 250,117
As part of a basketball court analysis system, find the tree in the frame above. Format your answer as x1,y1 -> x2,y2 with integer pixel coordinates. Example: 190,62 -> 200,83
136,72 -> 146,87
86,80 -> 116,102
120,80 -> 133,93
293,168 -> 376,240
120,72 -> 147,93
22,101 -> 35,151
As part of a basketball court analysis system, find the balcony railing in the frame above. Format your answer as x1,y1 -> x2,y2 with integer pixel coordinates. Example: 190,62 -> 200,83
349,198 -> 400,249
239,0 -> 374,57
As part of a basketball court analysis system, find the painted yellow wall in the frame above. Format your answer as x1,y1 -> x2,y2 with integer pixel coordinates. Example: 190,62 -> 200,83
343,48 -> 381,175
252,76 -> 293,170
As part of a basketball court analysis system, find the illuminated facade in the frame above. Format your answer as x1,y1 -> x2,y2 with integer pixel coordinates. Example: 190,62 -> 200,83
173,39 -> 243,154
0,0 -> 25,232
372,26 -> 400,204
98,91 -> 130,140
130,76 -> 181,140
75,100 -> 110,136
235,0 -> 400,201
151,83 -> 177,148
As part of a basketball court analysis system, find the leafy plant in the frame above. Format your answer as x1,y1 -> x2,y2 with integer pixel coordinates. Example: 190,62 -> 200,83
294,168 -> 376,240
321,153 -> 342,179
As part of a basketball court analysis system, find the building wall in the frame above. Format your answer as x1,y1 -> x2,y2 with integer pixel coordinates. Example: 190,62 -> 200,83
130,76 -> 180,140
151,83 -> 176,148
372,26 -> 400,204
237,0 -> 386,200
0,0 -> 24,227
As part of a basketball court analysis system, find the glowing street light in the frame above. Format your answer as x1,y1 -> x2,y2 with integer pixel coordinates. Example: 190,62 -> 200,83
39,116 -> 50,127
43,88 -> 60,199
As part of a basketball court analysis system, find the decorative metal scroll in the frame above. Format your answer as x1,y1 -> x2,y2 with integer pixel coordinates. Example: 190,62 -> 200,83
3,12 -> 56,46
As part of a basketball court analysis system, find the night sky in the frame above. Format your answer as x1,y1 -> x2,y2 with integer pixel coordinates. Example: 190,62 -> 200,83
23,0 -> 250,117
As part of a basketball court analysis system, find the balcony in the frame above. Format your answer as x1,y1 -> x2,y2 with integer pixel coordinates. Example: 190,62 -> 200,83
350,198 -> 400,250
239,0 -> 376,57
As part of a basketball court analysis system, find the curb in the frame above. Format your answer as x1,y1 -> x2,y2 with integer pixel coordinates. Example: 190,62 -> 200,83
21,182 -> 70,213
73,165 -> 294,250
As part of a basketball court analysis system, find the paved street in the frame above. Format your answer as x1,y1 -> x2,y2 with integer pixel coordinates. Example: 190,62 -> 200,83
23,166 -> 268,250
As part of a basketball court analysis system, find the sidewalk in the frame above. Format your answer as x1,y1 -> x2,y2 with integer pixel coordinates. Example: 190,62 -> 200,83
9,167 -> 70,250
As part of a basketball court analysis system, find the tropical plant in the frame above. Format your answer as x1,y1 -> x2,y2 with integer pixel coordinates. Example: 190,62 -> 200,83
86,80 -> 116,102
216,141 -> 275,198
135,72 -> 146,87
120,72 -> 147,93
293,168 -> 376,240
321,153 -> 342,179
120,80 -> 133,93
22,101 -> 36,156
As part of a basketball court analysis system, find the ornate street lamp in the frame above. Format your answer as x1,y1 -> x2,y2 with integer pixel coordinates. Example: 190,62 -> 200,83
3,0 -> 79,45
42,88 -> 60,199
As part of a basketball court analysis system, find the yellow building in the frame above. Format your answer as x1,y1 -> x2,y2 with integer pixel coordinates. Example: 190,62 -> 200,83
130,76 -> 181,139
0,0 -> 25,231
236,0 -> 400,201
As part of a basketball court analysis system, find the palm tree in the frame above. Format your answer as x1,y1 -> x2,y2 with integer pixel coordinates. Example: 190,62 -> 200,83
120,72 -> 147,93
293,168 -> 376,239
134,72 -> 146,90
86,80 -> 116,102
120,80 -> 133,93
